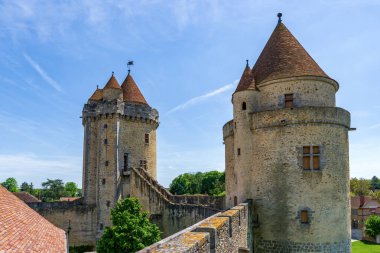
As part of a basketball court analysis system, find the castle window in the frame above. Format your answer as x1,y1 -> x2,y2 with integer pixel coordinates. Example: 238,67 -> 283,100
104,124 -> 108,129
303,146 -> 320,170
102,178 -> 106,185
285,93 -> 294,108
104,139 -> 108,145
234,196 -> 238,206
106,201 -> 110,207
99,223 -> 103,230
124,153 -> 129,170
237,148 -> 241,156
242,102 -> 247,110
300,210 -> 309,224
105,161 -> 109,166
140,160 -> 147,170
145,133 -> 150,144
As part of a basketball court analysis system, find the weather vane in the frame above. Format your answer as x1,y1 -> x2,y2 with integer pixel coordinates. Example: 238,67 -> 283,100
127,60 -> 134,74
277,13 -> 282,24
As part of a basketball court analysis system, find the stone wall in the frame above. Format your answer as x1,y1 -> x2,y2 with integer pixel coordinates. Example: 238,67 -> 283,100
138,202 -> 251,253
29,199 -> 96,246
124,167 -> 225,237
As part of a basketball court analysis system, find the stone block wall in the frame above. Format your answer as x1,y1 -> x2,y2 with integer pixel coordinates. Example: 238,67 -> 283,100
138,202 -> 251,253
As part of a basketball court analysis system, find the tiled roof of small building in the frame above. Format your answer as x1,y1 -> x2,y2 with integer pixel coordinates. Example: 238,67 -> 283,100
0,185 -> 67,252
252,22 -> 330,84
121,73 -> 148,105
235,62 -> 256,92
103,73 -> 121,89
88,88 -> 103,101
362,199 -> 380,209
13,191 -> 41,203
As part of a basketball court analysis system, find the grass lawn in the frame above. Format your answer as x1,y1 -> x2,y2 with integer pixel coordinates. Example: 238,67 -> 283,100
352,240 -> 380,253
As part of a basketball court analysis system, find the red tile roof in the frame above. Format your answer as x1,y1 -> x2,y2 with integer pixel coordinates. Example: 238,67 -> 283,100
88,88 -> 103,101
0,186 -> 67,252
121,73 -> 148,105
252,23 -> 330,85
103,73 -> 121,89
235,63 -> 256,92
13,191 -> 41,203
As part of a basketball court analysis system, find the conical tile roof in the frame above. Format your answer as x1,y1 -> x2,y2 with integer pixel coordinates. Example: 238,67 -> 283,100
88,88 -> 103,101
235,62 -> 256,92
252,23 -> 330,84
121,73 -> 148,105
103,73 -> 121,89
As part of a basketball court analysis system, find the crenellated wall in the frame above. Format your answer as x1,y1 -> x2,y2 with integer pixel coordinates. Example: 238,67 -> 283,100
138,201 -> 252,253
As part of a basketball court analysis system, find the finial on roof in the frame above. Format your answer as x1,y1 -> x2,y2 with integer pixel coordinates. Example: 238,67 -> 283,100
96,85 -> 99,89
246,59 -> 249,67
277,13 -> 282,24
112,71 -> 114,76
127,60 -> 134,74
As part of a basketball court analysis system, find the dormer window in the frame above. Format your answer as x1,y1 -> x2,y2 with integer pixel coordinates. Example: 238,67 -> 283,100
242,102 -> 247,110
285,94 -> 294,108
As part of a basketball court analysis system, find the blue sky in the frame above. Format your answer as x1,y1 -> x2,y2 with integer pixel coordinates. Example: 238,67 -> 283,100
0,0 -> 379,188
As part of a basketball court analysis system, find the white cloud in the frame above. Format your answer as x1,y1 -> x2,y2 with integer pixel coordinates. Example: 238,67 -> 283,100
24,54 -> 62,92
0,153 -> 81,187
167,81 -> 236,114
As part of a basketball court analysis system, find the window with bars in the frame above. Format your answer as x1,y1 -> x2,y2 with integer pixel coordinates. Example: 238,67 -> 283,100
145,133 -> 150,144
140,160 -> 147,170
285,93 -> 294,108
303,146 -> 320,170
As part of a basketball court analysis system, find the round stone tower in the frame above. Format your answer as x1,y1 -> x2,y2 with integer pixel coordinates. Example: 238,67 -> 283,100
82,71 -> 159,239
223,19 -> 351,252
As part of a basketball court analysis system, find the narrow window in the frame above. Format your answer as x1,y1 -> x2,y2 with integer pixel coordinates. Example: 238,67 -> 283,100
99,223 -> 103,230
102,178 -> 106,185
106,201 -> 110,207
124,153 -> 129,170
234,196 -> 238,206
285,93 -> 294,108
242,102 -> 247,110
145,133 -> 150,144
140,160 -> 147,170
104,139 -> 108,145
105,161 -> 109,166
104,124 -> 108,129
303,146 -> 320,170
237,148 -> 241,156
300,210 -> 309,224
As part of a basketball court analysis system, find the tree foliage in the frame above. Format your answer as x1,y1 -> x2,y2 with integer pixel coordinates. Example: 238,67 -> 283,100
371,176 -> 380,190
350,177 -> 371,196
169,171 -> 225,196
97,198 -> 161,253
64,182 -> 79,197
1,177 -> 19,192
20,182 -> 34,193
41,179 -> 65,202
365,215 -> 380,238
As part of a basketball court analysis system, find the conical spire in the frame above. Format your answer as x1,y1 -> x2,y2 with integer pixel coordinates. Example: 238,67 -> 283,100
252,22 -> 330,84
103,72 -> 121,89
121,73 -> 148,105
235,61 -> 256,92
88,87 -> 103,101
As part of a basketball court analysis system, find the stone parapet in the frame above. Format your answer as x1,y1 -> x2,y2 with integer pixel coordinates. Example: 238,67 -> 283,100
223,119 -> 234,140
251,106 -> 350,130
83,101 -> 159,124
138,202 -> 250,253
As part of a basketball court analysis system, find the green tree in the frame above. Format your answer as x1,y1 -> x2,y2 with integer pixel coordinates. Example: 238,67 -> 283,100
350,177 -> 371,196
41,179 -> 65,202
371,176 -> 380,190
64,182 -> 79,197
97,198 -> 161,253
20,182 -> 34,193
370,191 -> 380,202
365,215 -> 380,238
1,177 -> 18,192
169,171 -> 225,196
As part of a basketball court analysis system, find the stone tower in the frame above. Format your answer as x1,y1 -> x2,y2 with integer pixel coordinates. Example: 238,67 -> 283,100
82,71 -> 159,239
223,19 -> 351,252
